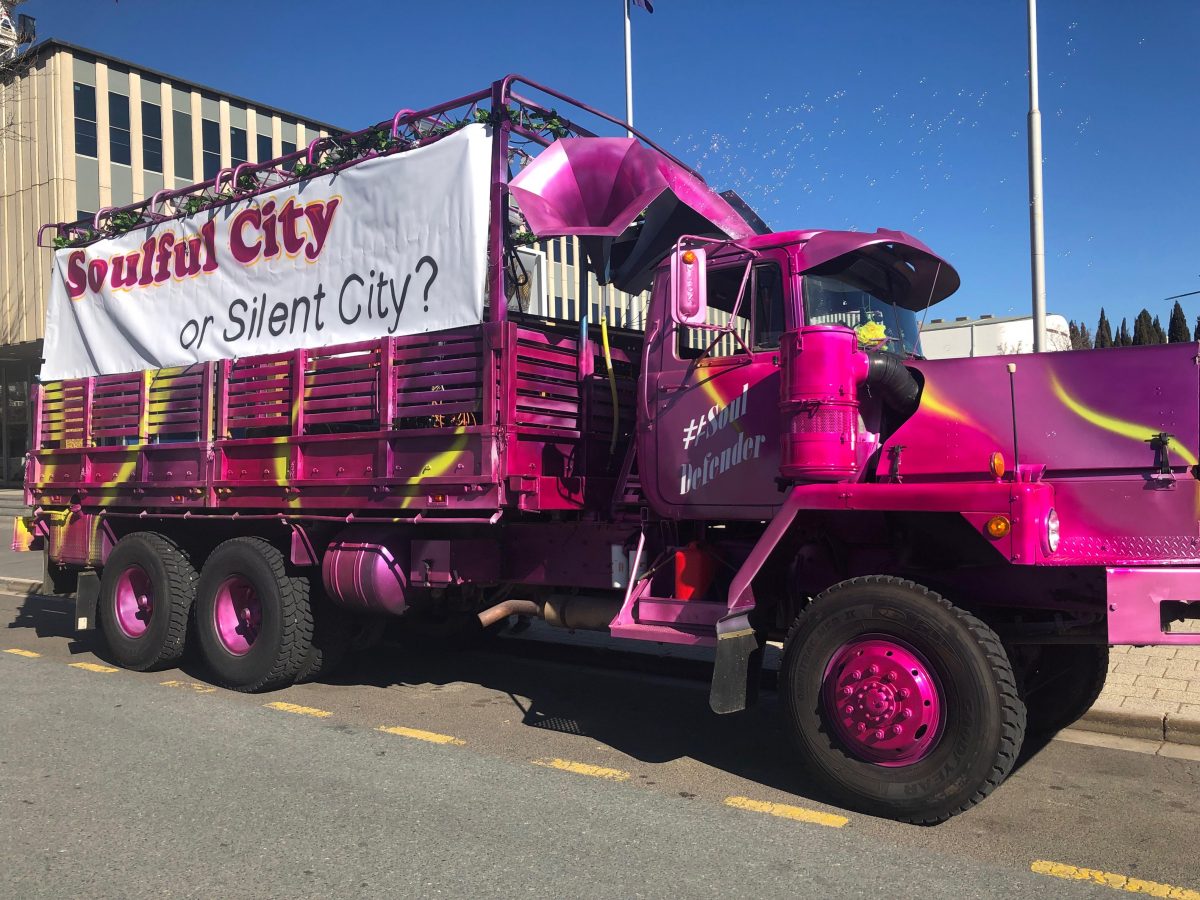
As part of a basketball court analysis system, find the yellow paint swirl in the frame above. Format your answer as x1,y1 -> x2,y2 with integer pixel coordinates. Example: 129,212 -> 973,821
1049,373 -> 1197,466
916,379 -> 981,430
399,427 -> 470,508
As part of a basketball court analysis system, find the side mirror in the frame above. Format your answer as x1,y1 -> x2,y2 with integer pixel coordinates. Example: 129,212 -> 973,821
670,246 -> 707,326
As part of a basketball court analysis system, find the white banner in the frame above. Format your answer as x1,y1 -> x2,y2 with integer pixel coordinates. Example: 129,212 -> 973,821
43,124 -> 492,380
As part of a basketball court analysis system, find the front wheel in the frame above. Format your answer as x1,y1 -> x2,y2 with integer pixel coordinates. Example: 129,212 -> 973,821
780,576 -> 1026,824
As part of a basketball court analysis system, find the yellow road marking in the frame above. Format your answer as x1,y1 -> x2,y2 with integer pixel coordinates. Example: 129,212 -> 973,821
264,701 -> 331,718
160,679 -> 216,694
1031,861 -> 1200,898
377,725 -> 466,746
532,758 -> 631,781
5,648 -> 40,658
724,796 -> 848,829
69,662 -> 118,673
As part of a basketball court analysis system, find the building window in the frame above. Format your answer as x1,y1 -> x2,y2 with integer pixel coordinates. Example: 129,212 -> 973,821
77,210 -> 95,223
281,139 -> 297,171
142,101 -> 163,173
201,118 -> 220,180
230,127 -> 247,167
173,109 -> 192,180
257,133 -> 272,163
109,92 -> 132,165
73,83 -> 97,157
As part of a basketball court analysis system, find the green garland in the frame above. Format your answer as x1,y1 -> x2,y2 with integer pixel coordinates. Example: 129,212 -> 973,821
57,102 -> 574,248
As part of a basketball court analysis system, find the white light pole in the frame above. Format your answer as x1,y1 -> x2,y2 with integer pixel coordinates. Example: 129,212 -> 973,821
623,0 -> 634,135
1027,0 -> 1048,352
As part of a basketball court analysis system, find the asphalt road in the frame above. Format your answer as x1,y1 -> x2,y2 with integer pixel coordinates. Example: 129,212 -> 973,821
3,590 -> 1198,899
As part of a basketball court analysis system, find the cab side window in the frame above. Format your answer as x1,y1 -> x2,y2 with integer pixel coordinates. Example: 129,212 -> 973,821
677,262 -> 786,359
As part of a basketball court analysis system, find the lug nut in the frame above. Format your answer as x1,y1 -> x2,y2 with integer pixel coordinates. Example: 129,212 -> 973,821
843,705 -> 855,715
842,686 -> 854,697
867,664 -> 880,676
885,670 -> 897,682
897,688 -> 910,700
857,723 -> 867,733
892,725 -> 904,736
873,729 -> 886,740
850,670 -> 862,681
900,708 -> 913,720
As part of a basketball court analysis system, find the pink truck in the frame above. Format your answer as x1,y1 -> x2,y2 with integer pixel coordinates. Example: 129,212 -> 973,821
20,77 -> 1200,823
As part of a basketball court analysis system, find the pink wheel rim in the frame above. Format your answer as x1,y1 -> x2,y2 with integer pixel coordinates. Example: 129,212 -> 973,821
213,576 -> 261,656
113,564 -> 154,638
822,634 -> 944,767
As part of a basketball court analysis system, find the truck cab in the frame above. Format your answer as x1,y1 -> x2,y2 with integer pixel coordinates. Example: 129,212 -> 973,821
638,229 -> 952,520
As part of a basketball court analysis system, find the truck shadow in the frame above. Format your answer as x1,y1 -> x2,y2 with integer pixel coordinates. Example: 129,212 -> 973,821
342,629 -> 1052,816
5,593 -> 1055,817
6,593 -> 91,653
357,633 -> 821,796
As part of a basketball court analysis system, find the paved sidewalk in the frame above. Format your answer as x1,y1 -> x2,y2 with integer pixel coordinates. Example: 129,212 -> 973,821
2,509 -> 1197,744
1080,645 -> 1200,745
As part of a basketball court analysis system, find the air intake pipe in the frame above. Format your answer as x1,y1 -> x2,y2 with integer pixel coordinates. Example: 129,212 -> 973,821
863,350 -> 921,417
779,326 -> 920,482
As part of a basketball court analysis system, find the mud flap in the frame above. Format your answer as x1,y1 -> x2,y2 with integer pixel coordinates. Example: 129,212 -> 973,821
709,616 -> 764,714
73,571 -> 99,632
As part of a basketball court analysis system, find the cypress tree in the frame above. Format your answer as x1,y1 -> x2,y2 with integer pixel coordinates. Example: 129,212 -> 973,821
1078,323 -> 1093,348
1194,314 -> 1200,342
1168,301 -> 1190,343
1068,320 -> 1081,349
1117,318 -> 1132,347
1133,309 -> 1154,345
1095,308 -> 1114,348
1153,315 -> 1167,344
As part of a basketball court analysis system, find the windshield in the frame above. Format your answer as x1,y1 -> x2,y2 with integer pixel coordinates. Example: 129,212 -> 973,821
803,274 -> 921,355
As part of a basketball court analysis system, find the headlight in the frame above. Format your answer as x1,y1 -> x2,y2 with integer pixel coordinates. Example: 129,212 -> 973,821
1046,508 -> 1060,554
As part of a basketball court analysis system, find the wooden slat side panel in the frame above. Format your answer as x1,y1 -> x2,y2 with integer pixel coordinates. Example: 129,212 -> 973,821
301,343 -> 381,434
512,326 -> 582,432
392,334 -> 484,429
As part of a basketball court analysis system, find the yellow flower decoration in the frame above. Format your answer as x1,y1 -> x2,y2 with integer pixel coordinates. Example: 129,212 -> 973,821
855,320 -> 888,349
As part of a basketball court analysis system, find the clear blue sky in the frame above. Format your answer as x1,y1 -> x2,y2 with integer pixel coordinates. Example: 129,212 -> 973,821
27,0 -> 1200,332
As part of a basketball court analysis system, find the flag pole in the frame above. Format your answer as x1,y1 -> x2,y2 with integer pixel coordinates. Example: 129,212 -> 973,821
623,0 -> 634,136
1027,0 -> 1047,352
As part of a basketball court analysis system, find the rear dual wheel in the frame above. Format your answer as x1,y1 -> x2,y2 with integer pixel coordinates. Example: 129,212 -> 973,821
781,577 -> 1026,824
99,532 -> 197,671
194,537 -> 314,693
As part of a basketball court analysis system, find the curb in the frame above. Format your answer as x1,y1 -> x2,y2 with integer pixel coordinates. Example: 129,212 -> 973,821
0,576 -> 41,595
1165,712 -> 1200,747
1072,699 -> 1200,747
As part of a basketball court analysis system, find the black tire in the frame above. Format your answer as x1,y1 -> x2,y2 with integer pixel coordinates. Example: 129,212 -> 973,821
194,537 -> 314,692
1019,644 -> 1109,734
98,532 -> 197,671
780,576 -> 1026,824
295,593 -> 355,683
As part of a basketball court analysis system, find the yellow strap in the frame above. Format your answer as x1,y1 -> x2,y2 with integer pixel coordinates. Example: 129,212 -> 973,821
600,312 -> 619,455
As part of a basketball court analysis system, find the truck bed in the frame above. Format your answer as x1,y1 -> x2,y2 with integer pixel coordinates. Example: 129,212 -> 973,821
28,318 -> 639,519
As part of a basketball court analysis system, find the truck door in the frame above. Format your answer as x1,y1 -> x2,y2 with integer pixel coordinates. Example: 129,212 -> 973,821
650,252 -> 792,518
